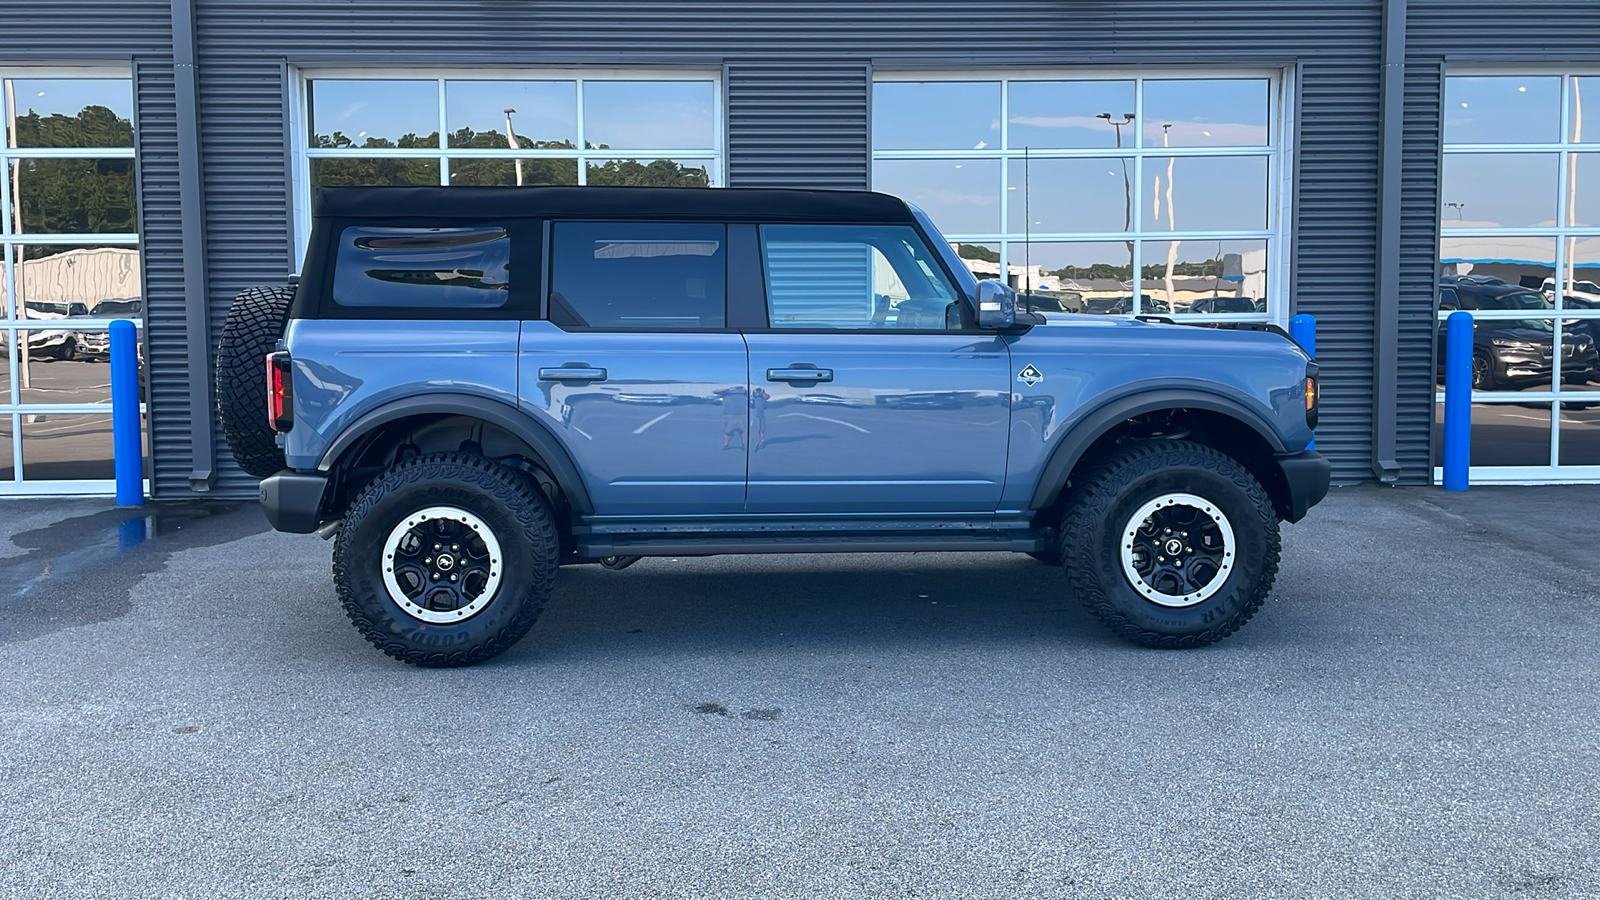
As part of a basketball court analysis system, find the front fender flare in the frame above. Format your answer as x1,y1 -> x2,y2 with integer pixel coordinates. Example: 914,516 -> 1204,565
1028,389 -> 1288,510
317,392 -> 594,515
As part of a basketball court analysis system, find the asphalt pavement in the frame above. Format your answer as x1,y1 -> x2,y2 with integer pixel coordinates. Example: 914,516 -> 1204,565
2,484 -> 1599,899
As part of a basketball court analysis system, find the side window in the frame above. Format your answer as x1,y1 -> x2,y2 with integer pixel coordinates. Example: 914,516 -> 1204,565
759,224 -> 962,330
1439,287 -> 1458,311
333,226 -> 510,308
548,222 -> 726,329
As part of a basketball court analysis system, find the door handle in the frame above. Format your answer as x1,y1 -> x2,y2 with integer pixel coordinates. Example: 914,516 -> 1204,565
767,366 -> 833,383
539,366 -> 608,382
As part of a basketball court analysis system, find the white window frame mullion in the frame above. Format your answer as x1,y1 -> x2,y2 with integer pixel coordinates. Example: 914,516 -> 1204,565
437,78 -> 449,186
575,78 -> 587,186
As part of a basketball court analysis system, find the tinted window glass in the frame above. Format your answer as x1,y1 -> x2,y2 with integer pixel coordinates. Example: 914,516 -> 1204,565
760,225 -> 961,330
549,222 -> 725,329
333,226 -> 510,308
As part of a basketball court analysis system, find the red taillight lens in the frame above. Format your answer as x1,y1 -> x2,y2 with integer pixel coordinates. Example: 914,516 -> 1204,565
268,351 -> 293,432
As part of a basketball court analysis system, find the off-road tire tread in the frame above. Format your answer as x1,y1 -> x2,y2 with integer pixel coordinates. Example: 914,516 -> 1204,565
217,285 -> 296,478
1058,439 -> 1280,648
334,452 -> 558,668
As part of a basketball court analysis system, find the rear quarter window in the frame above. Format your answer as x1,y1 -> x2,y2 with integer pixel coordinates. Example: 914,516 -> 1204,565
332,226 -> 511,309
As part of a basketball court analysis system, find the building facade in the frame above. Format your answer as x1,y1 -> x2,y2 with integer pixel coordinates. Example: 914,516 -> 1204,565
3,0 -> 1598,497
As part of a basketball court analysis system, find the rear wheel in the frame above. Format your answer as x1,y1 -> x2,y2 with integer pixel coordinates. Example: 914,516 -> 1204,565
217,285 -> 296,477
333,452 -> 558,667
1471,350 -> 1495,391
1059,440 -> 1280,648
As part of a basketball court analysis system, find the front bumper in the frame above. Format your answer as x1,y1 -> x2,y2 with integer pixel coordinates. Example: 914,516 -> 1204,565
1275,449 -> 1331,523
259,469 -> 329,534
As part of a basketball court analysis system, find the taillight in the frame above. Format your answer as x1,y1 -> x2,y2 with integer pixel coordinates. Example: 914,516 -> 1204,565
268,351 -> 294,432
1305,374 -> 1319,431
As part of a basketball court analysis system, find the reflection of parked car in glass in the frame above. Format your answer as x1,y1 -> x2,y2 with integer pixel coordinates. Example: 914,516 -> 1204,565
1188,296 -> 1257,314
79,298 -> 143,360
16,301 -> 90,360
1020,291 -> 1085,314
1438,281 -> 1597,389
1538,278 -> 1600,306
1084,294 -> 1161,315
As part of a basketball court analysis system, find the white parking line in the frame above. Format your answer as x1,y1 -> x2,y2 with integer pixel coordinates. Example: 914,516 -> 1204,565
778,412 -> 871,434
632,411 -> 674,434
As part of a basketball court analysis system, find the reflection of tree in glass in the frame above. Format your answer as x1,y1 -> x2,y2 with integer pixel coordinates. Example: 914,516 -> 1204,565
13,105 -> 133,148
11,106 -> 135,254
451,132 -> 579,186
956,244 -> 999,262
311,130 -> 441,186
586,158 -> 709,188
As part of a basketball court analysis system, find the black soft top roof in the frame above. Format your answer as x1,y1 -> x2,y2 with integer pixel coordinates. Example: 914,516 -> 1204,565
314,185 -> 916,224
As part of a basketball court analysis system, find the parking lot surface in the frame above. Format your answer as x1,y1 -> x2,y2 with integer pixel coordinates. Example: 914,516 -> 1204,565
2,485 -> 1598,899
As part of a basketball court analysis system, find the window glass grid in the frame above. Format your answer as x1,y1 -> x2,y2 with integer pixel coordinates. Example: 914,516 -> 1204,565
872,74 -> 1283,320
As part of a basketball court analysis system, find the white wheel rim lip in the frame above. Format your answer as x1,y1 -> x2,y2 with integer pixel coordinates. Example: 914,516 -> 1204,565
381,505 -> 504,624
1119,492 -> 1236,608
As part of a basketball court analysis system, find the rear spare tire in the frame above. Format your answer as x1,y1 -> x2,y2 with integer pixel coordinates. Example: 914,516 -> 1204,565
217,285 -> 296,478
1059,439 -> 1280,648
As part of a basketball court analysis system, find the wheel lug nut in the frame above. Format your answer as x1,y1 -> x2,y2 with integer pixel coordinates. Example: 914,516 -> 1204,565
434,544 -> 442,550
450,574 -> 457,582
452,545 -> 459,551
425,557 -> 432,564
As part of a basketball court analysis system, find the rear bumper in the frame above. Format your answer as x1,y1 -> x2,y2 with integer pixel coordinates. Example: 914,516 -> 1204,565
1275,449 -> 1331,523
259,469 -> 328,534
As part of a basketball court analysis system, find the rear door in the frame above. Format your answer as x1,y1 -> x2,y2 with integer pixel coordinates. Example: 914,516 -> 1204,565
743,224 -> 1011,514
518,221 -> 748,517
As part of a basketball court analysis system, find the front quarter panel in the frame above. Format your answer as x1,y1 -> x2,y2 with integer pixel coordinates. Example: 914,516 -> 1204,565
999,316 -> 1313,511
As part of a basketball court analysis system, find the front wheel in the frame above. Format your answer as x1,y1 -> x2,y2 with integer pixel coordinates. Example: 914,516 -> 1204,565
333,453 -> 558,667
1058,440 -> 1280,648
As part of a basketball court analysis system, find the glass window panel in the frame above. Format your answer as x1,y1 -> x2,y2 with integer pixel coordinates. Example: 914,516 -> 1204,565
332,227 -> 510,309
1006,80 -> 1134,150
1009,242 -> 1134,314
761,225 -> 959,330
1444,76 -> 1561,145
1572,77 -> 1597,144
18,331 -> 107,403
1566,153 -> 1600,227
311,157 -> 441,188
1,333 -> 11,402
1144,240 -> 1268,315
585,158 -> 713,187
21,412 -> 114,480
1439,237 -> 1556,295
1441,153 -> 1558,228
872,159 -> 1000,236
1560,402 -> 1600,464
1006,157 -> 1133,234
2,247 -> 11,319
448,157 -> 578,186
1553,320 -> 1600,389
581,81 -> 714,151
0,415 -> 12,480
445,81 -> 577,149
308,80 -> 439,149
873,82 -> 1000,151
11,244 -> 141,319
13,158 -> 136,234
1143,156 -> 1268,232
550,222 -> 726,329
1142,79 -> 1270,148
1442,313 -> 1558,393
950,242 -> 1002,283
6,79 -> 134,148
1552,236 -> 1600,312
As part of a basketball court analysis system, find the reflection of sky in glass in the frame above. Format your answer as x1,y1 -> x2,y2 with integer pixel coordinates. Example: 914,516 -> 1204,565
1007,81 -> 1133,150
446,81 -> 576,147
8,79 -> 133,122
1006,241 -> 1127,271
310,80 -> 438,146
1573,78 -> 1596,144
1142,80 -> 1268,147
1441,153 -> 1557,227
582,82 -> 714,150
1444,76 -> 1560,145
873,82 -> 1000,150
1006,158 -> 1131,233
1571,154 -> 1600,226
1143,156 -> 1267,231
874,159 -> 999,234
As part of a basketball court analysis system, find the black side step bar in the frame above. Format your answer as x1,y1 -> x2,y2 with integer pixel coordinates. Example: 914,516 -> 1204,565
577,531 -> 1043,558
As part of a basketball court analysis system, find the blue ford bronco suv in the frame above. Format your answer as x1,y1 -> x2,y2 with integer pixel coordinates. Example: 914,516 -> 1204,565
216,185 -> 1328,667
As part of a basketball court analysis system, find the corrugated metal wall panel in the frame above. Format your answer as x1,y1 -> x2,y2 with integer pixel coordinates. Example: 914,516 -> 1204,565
6,0 -> 170,55
1408,1 -> 1600,48
1396,57 -> 1443,483
726,63 -> 869,190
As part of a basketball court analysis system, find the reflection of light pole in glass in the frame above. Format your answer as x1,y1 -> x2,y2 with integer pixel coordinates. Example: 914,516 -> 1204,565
1097,111 -> 1136,286
1445,201 -> 1466,220
1158,123 -> 1179,306
503,107 -> 524,187
1567,78 -> 1583,294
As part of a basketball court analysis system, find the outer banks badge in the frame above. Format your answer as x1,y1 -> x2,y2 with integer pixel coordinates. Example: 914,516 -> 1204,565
1016,364 -> 1043,387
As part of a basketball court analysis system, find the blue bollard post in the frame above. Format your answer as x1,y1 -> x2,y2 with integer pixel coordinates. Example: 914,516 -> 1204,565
1442,310 -> 1473,491
1289,313 -> 1316,449
110,319 -> 143,506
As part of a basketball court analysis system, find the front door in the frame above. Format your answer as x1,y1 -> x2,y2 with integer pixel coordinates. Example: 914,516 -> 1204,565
743,224 -> 1011,514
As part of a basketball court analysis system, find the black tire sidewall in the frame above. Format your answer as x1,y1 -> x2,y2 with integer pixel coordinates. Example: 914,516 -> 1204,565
335,456 -> 556,666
